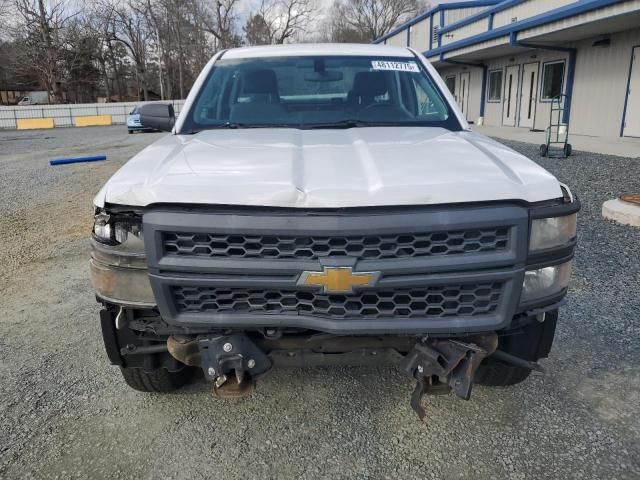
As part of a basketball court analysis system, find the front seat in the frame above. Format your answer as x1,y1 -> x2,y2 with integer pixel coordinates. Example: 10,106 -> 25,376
230,69 -> 287,123
348,71 -> 391,110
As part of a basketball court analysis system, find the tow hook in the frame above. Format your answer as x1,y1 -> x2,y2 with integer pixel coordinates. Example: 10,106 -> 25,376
399,334 -> 498,421
198,334 -> 272,399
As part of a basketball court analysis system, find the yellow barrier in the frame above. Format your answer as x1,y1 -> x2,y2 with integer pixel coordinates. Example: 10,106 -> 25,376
75,115 -> 112,127
16,118 -> 55,130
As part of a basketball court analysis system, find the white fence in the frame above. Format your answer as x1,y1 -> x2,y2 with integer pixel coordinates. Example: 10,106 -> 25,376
0,100 -> 186,130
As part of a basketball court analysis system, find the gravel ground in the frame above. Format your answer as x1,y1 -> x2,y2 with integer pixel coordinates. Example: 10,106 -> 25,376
0,126 -> 639,480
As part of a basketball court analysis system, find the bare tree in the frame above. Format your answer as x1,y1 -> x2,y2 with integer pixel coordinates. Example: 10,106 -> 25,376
244,12 -> 271,46
109,0 -> 153,100
249,0 -> 317,45
85,3 -> 116,100
202,0 -> 242,50
14,0 -> 77,102
62,18 -> 102,102
319,12 -> 370,43
0,0 -> 12,27
330,0 -> 426,42
3,0 -> 331,105
142,0 -> 214,100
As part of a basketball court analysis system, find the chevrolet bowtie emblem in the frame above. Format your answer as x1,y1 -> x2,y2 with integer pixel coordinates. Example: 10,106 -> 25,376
297,267 -> 381,294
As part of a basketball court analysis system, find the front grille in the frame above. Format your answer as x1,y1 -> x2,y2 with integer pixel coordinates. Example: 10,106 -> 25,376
163,227 -> 509,260
171,282 -> 503,319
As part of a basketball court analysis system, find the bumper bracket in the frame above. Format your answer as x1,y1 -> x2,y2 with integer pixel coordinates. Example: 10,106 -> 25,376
399,334 -> 498,421
198,334 -> 272,398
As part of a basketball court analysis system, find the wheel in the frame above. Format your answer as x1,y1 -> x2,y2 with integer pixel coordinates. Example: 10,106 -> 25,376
476,311 -> 558,387
564,143 -> 572,157
128,130 -> 133,134
119,366 -> 193,392
539,144 -> 548,157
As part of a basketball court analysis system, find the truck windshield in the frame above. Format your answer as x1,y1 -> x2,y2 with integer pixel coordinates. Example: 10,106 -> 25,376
181,55 -> 461,132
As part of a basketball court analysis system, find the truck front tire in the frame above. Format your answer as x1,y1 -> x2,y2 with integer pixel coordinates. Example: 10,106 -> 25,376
476,311 -> 558,387
120,366 -> 193,393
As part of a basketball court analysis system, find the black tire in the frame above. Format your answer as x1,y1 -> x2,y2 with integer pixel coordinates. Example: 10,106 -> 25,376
476,312 -> 558,387
564,143 -> 572,157
120,366 -> 193,393
475,359 -> 532,386
128,130 -> 133,134
539,144 -> 548,157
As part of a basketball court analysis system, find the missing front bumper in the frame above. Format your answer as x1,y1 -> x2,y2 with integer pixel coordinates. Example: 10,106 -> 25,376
167,332 -> 510,421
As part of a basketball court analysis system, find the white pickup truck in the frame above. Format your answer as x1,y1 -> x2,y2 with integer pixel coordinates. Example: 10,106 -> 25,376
90,44 -> 579,419
17,91 -> 50,106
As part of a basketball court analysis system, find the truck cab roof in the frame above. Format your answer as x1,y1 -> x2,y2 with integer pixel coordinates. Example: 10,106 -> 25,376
222,43 -> 415,60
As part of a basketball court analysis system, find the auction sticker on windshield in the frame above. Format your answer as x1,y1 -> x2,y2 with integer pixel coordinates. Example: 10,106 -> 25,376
372,61 -> 420,72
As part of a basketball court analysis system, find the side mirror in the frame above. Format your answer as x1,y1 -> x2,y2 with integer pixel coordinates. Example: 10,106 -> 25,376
139,103 -> 175,132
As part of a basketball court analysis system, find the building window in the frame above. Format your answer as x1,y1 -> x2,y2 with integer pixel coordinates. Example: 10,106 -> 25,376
445,76 -> 456,95
487,70 -> 503,102
541,61 -> 565,100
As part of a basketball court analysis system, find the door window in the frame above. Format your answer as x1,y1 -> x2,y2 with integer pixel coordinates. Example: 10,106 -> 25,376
541,61 -> 565,100
487,70 -> 502,102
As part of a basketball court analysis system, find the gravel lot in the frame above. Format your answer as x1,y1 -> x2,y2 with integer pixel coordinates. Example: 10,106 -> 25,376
0,126 -> 639,479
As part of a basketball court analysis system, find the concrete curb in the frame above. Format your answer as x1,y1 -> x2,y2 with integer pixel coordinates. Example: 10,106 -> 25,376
602,199 -> 640,227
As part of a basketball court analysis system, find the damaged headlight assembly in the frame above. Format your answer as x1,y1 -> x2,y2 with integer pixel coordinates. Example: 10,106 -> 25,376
90,210 -> 155,306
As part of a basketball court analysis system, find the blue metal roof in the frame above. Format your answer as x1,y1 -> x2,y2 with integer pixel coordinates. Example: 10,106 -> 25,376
374,0 -> 629,60
373,0 -> 501,44
427,0 -> 624,58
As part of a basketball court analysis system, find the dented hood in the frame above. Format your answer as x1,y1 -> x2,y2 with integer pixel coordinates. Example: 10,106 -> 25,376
94,127 -> 562,209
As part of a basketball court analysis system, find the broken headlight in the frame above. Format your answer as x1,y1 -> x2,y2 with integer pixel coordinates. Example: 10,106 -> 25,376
93,211 -> 145,252
91,210 -> 153,306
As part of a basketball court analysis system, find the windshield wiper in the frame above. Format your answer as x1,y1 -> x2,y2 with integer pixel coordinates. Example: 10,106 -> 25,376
190,120 -> 413,132
210,122 -> 299,129
300,120 -> 408,129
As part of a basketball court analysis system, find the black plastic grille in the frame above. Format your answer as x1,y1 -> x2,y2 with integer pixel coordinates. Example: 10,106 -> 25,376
172,282 -> 503,319
163,228 -> 509,260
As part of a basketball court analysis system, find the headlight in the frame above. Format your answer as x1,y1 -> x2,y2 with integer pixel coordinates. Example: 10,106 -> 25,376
521,261 -> 572,303
529,214 -> 577,252
91,210 -> 152,306
93,212 -> 145,252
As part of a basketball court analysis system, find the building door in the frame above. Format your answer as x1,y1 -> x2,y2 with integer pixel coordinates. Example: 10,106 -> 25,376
519,62 -> 539,128
459,71 -> 470,119
502,65 -> 520,126
623,46 -> 640,137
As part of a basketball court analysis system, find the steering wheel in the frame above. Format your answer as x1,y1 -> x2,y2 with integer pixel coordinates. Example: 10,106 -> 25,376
358,102 -> 410,120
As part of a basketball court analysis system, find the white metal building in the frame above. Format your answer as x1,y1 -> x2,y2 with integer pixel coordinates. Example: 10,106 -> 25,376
375,0 -> 640,138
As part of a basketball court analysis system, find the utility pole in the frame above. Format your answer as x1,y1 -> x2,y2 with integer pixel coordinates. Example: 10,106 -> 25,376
156,26 -> 164,100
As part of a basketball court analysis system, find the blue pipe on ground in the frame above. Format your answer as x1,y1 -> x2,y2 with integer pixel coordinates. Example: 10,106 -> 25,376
49,155 -> 107,166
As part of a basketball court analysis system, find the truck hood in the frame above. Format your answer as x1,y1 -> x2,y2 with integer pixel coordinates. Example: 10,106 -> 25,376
95,127 -> 562,209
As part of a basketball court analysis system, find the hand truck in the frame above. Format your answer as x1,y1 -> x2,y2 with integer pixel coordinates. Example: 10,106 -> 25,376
540,94 -> 572,158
